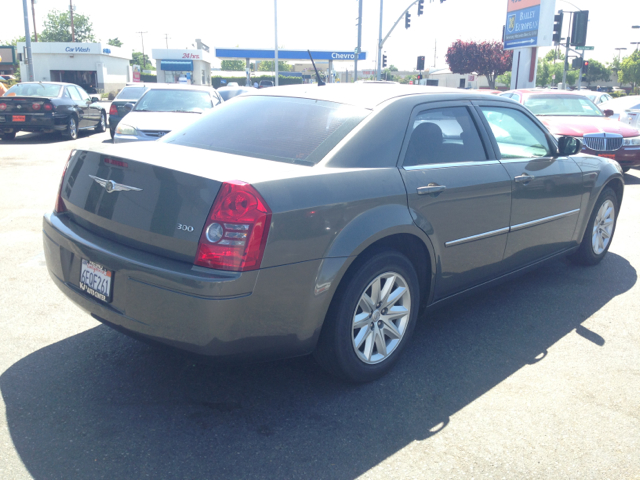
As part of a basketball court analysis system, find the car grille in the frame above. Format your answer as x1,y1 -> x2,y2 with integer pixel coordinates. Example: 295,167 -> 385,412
582,133 -> 623,152
141,130 -> 170,138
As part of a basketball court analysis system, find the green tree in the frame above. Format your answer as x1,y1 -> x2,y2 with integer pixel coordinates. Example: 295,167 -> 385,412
107,38 -> 123,47
536,58 -> 578,87
496,71 -> 511,87
258,61 -> 291,72
40,9 -> 95,43
583,59 -> 611,86
618,51 -> 640,93
221,60 -> 245,71
544,49 -> 564,63
131,52 -> 155,70
388,65 -> 399,72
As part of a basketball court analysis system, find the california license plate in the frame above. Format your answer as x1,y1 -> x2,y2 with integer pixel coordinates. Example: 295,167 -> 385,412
80,259 -> 113,303
12,115 -> 26,122
598,153 -> 616,160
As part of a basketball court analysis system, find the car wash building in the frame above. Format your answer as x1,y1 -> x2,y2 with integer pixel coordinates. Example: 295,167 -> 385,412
16,42 -> 132,92
151,49 -> 212,85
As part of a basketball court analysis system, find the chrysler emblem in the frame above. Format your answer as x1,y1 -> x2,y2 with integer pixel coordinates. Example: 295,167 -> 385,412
89,175 -> 142,193
17,105 -> 22,109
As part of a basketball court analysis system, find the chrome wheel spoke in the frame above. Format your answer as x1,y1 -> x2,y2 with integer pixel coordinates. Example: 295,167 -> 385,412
363,330 -> 375,360
359,295 -> 374,315
354,326 -> 372,350
383,305 -> 408,322
373,327 -> 387,357
353,312 -> 371,329
384,286 -> 407,309
381,319 -> 402,340
379,275 -> 395,306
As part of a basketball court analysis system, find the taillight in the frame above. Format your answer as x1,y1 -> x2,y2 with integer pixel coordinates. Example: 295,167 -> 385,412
43,103 -> 53,111
195,181 -> 272,271
55,150 -> 75,214
32,103 -> 41,110
109,104 -> 118,115
0,103 -> 6,111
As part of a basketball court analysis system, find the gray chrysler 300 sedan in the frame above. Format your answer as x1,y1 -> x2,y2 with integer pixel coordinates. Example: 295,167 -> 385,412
44,84 -> 624,382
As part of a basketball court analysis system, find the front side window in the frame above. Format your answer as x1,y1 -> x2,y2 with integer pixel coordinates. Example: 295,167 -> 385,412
481,107 -> 551,159
161,96 -> 370,165
403,106 -> 487,167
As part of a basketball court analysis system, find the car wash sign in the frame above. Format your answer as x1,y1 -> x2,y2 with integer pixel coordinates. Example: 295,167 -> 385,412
504,0 -> 542,49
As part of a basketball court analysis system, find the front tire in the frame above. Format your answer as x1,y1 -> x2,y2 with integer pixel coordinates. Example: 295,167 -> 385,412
95,111 -> 106,133
313,250 -> 420,383
569,187 -> 618,266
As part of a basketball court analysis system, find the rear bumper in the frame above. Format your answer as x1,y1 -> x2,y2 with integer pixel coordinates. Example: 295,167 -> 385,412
43,213 -> 331,362
0,114 -> 67,133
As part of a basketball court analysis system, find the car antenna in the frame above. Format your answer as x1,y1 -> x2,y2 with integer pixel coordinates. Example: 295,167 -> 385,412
307,50 -> 325,86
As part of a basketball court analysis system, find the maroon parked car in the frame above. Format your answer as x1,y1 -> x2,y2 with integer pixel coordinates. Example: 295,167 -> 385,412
502,89 -> 640,172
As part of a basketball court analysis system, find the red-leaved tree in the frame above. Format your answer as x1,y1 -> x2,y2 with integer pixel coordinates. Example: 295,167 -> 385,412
445,40 -> 513,89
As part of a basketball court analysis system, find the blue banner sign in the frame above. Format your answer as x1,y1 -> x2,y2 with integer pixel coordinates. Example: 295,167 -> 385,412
504,4 -> 540,49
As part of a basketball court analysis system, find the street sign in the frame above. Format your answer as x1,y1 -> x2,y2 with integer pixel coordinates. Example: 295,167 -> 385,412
504,0 -> 555,50
576,46 -> 594,50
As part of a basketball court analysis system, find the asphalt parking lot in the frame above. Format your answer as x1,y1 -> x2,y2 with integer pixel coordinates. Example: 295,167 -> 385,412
0,129 -> 639,479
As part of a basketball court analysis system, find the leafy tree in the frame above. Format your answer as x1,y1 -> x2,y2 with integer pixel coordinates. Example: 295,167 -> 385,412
445,40 -> 512,89
388,65 -> 399,72
40,9 -> 95,43
536,58 -> 578,87
496,71 -> 511,87
131,52 -> 155,70
258,60 -> 291,72
583,59 -> 611,86
544,49 -> 564,63
221,60 -> 245,71
618,50 -> 640,93
107,38 -> 123,47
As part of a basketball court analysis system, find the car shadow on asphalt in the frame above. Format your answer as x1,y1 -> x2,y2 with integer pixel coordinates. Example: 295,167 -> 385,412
0,131 -> 100,144
1,253 -> 636,480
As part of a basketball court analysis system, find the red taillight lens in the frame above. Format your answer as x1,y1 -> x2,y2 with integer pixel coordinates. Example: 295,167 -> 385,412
32,103 -> 41,110
55,150 -> 75,214
43,103 -> 53,111
195,181 -> 272,271
109,104 -> 118,115
0,103 -> 6,111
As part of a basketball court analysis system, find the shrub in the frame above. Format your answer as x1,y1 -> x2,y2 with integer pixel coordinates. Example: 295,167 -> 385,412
107,91 -> 116,100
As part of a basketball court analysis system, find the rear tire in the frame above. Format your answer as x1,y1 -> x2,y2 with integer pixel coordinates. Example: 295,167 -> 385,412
109,127 -> 115,139
95,111 -> 106,133
64,116 -> 78,140
313,250 -> 420,383
1,131 -> 17,141
568,187 -> 618,266
622,167 -> 631,173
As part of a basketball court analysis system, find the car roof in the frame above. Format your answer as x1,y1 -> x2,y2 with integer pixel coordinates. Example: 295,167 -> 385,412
243,83 -> 515,109
136,83 -> 214,92
507,89 -> 587,96
12,81 -> 74,87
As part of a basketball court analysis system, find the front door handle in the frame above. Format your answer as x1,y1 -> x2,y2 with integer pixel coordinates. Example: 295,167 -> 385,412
417,183 -> 446,195
514,173 -> 535,184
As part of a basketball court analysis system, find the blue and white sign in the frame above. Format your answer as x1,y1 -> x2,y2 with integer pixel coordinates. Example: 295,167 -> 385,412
504,4 -> 540,49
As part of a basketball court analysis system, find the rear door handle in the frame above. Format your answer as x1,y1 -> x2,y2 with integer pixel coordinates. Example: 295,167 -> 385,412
417,183 -> 446,195
514,174 -> 535,184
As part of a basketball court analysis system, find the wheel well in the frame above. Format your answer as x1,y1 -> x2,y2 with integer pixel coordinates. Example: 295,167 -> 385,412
605,178 -> 624,210
341,234 -> 432,312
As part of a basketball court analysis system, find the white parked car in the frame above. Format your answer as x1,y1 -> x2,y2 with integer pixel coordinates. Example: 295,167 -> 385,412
599,95 -> 640,130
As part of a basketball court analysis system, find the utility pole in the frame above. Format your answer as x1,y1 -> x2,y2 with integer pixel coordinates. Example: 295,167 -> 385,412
22,0 -> 35,81
31,0 -> 38,42
562,11 -> 572,89
433,39 -> 436,67
136,31 -> 148,70
164,34 -> 170,49
354,0 -> 362,82
69,0 -> 75,42
377,0 -> 420,80
274,0 -> 279,86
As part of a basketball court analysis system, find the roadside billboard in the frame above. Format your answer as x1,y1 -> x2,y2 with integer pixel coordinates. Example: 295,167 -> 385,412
504,0 -> 556,50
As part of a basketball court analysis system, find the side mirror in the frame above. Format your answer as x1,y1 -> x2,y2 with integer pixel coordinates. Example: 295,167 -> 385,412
124,103 -> 134,113
557,136 -> 582,156
603,109 -> 614,117
91,96 -> 99,103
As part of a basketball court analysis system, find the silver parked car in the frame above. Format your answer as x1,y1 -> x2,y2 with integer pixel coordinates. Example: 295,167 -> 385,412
45,84 -> 624,382
599,95 -> 640,130
113,84 -> 223,143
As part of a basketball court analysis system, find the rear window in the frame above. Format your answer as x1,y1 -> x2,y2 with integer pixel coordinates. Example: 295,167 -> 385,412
5,83 -> 61,98
134,89 -> 213,113
160,96 -> 370,166
116,87 -> 147,100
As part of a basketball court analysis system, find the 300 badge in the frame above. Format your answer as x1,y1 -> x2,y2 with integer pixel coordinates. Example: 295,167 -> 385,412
177,223 -> 194,232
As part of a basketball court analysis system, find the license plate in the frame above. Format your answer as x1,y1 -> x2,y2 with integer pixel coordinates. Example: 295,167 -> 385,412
598,153 -> 616,160
80,259 -> 113,303
12,115 -> 26,122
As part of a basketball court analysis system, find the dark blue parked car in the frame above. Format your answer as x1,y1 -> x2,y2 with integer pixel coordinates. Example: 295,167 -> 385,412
108,84 -> 150,138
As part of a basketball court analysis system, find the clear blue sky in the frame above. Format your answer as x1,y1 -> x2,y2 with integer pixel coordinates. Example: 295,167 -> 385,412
3,0 -> 639,71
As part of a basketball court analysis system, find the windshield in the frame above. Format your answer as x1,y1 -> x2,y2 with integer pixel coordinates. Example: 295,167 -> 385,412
4,83 -> 61,98
161,96 -> 370,165
116,87 -> 147,101
134,89 -> 213,113
524,94 -> 603,117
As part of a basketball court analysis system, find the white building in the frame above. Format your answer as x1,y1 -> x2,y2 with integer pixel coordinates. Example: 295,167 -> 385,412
151,49 -> 212,85
17,42 -> 133,93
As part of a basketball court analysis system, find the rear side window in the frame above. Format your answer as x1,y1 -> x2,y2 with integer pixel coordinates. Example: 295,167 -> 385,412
116,87 -> 147,101
161,96 -> 370,165
403,106 -> 487,167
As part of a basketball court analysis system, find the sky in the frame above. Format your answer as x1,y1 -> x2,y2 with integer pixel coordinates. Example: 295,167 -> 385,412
3,0 -> 640,72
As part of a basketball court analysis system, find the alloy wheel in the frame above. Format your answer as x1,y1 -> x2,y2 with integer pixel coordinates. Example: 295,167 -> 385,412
591,199 -> 615,255
351,271 -> 411,364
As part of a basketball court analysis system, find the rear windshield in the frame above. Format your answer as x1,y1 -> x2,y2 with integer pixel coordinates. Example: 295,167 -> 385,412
4,83 -> 61,98
524,94 -> 603,117
116,87 -> 147,100
160,96 -> 370,165
134,89 -> 213,113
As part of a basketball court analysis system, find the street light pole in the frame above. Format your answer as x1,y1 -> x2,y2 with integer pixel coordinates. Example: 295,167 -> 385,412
354,0 -> 362,82
615,47 -> 627,62
31,0 -> 38,42
274,0 -> 279,86
22,0 -> 35,81
69,0 -> 75,42
377,0 -> 383,81
136,31 -> 148,70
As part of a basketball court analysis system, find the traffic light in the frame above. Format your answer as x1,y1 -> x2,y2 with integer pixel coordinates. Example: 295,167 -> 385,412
382,54 -> 387,68
416,74 -> 422,80
418,0 -> 424,16
417,56 -> 425,71
583,60 -> 589,75
553,12 -> 564,44
440,0 -> 446,3
571,57 -> 582,69
571,10 -> 589,47
405,12 -> 411,29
